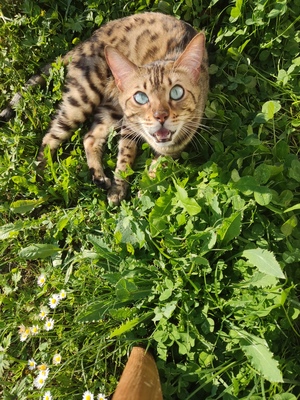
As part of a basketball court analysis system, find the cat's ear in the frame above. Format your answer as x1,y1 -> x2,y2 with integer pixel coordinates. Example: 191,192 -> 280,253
105,46 -> 138,91
174,32 -> 206,81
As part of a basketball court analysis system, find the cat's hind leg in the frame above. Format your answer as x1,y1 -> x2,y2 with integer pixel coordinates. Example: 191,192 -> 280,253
37,55 -> 105,167
37,75 -> 101,166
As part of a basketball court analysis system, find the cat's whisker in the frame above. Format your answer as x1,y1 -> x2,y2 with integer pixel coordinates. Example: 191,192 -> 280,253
178,124 -> 212,151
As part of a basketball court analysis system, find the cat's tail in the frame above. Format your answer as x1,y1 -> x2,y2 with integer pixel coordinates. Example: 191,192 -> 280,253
0,51 -> 74,122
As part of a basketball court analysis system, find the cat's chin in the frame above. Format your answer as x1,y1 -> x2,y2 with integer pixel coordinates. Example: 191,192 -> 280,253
154,127 -> 172,143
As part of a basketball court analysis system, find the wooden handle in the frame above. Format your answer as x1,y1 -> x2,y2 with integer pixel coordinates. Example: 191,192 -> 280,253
113,347 -> 163,400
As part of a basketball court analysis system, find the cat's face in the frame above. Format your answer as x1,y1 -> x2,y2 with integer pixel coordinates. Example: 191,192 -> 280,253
119,63 -> 203,155
105,32 -> 208,156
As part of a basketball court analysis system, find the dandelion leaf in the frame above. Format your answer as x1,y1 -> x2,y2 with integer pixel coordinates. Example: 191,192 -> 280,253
0,221 -> 24,240
109,312 -> 152,338
115,278 -> 151,302
236,330 -> 283,383
242,248 -> 285,279
242,271 -> 278,288
76,299 -> 116,323
109,317 -> 140,338
87,234 -> 120,263
10,198 -> 47,214
19,244 -> 61,259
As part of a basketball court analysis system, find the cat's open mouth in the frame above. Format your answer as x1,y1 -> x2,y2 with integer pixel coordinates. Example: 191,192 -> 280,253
154,127 -> 173,142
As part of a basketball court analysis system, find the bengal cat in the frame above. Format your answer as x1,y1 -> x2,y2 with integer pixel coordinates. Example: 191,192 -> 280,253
1,12 -> 209,205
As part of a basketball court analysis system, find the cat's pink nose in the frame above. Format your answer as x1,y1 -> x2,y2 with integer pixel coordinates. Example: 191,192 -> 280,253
153,110 -> 169,124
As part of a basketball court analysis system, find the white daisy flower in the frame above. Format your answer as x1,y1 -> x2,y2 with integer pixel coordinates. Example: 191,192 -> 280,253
49,294 -> 60,309
28,358 -> 37,370
30,325 -> 39,335
38,368 -> 50,379
83,390 -> 94,400
52,353 -> 62,365
19,326 -> 31,342
20,332 -> 29,342
18,324 -> 26,334
59,289 -> 67,299
33,374 -> 46,389
37,273 -> 46,287
37,363 -> 48,372
43,391 -> 52,400
97,394 -> 107,400
39,306 -> 50,320
44,318 -> 54,331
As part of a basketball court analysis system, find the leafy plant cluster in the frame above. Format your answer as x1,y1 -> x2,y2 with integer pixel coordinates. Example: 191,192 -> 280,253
0,0 -> 300,399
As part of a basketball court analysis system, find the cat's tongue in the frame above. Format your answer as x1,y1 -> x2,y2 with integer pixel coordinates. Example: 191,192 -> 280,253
154,128 -> 171,142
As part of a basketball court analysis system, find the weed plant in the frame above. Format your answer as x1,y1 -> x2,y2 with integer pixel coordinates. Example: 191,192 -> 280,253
0,0 -> 300,399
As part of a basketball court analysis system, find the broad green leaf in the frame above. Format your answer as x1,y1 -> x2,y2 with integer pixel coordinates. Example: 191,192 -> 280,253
218,212 -> 242,244
109,312 -> 152,338
234,174 -> 273,205
115,278 -> 151,302
56,216 -> 69,232
234,176 -> 258,194
273,394 -> 297,400
273,140 -> 290,159
149,191 -> 173,236
174,181 -> 201,216
87,234 -> 120,264
115,218 -> 145,246
191,230 -> 217,255
235,330 -> 283,383
288,159 -> 300,183
109,307 -> 135,321
10,198 -> 47,214
254,112 -> 268,124
0,221 -> 24,240
254,163 -> 283,185
241,272 -> 278,288
242,248 -> 285,279
254,187 -> 273,205
283,248 -> 300,264
115,279 -> 138,301
242,135 -> 262,146
153,301 -> 177,322
157,0 -> 172,13
109,317 -> 139,337
77,298 -> 143,324
180,197 -> 202,216
76,299 -> 117,323
277,190 -> 293,208
159,287 -> 173,301
230,0 -> 243,20
253,101 -> 281,123
103,272 -> 122,285
284,203 -> 300,213
19,244 -> 62,259
199,351 -> 215,367
262,100 -> 281,120
281,215 -> 298,236
159,278 -> 174,300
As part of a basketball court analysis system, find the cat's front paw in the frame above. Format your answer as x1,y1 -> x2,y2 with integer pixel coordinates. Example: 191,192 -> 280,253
90,168 -> 111,189
107,180 -> 128,206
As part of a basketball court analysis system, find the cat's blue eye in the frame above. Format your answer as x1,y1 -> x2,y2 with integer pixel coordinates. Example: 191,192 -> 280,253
170,85 -> 184,101
134,91 -> 149,105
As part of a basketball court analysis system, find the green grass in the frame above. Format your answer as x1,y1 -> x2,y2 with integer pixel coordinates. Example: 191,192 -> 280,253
1,0 -> 300,399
